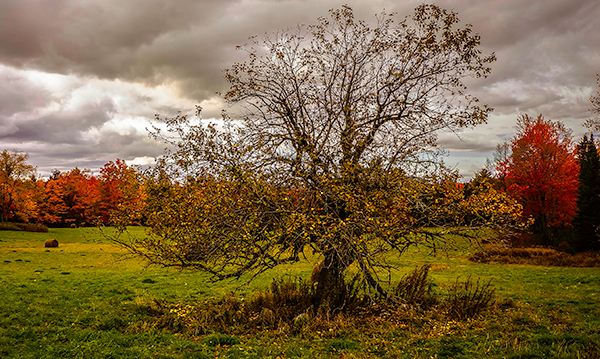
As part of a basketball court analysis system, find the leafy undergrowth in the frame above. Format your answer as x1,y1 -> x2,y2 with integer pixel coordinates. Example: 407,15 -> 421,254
150,266 -> 494,336
469,246 -> 600,267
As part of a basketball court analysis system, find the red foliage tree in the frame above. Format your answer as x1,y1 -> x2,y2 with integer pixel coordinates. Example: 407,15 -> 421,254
68,168 -> 102,224
99,159 -> 144,224
498,115 -> 579,242
40,168 -> 102,226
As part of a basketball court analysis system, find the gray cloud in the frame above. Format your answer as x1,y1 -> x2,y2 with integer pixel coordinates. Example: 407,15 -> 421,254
0,68 -> 53,117
0,0 -> 599,179
1,99 -> 115,143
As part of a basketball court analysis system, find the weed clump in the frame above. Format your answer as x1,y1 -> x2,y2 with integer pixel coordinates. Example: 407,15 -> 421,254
246,277 -> 313,324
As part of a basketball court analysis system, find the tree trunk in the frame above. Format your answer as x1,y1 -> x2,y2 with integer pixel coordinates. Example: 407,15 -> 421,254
311,252 -> 348,312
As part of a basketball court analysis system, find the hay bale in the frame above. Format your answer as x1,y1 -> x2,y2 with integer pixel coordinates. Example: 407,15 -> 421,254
44,239 -> 59,248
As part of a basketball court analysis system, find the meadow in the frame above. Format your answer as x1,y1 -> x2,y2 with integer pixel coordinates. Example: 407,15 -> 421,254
1,228 -> 599,358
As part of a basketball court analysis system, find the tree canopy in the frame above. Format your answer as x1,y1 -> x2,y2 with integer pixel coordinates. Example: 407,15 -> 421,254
0,149 -> 37,223
113,5 -> 520,309
497,115 -> 579,243
572,135 -> 600,252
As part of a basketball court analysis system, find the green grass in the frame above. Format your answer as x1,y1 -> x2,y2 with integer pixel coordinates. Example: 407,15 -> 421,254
1,228 -> 599,358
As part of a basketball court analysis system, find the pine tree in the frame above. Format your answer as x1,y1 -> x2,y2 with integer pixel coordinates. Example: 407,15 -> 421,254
572,135 -> 600,251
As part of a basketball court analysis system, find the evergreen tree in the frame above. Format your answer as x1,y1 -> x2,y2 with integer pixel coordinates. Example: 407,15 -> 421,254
572,135 -> 600,252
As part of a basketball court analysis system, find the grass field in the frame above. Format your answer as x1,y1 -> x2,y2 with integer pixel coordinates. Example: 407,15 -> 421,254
1,227 -> 599,358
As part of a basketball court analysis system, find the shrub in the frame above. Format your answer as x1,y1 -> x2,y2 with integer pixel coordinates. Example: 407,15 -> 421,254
0,222 -> 49,232
443,276 -> 495,319
469,246 -> 600,267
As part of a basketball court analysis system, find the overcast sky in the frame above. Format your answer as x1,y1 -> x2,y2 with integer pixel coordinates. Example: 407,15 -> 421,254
1,0 -> 599,179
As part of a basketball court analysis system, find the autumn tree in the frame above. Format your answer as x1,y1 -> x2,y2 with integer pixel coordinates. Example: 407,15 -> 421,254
0,149 -> 37,223
571,135 -> 600,252
41,168 -> 102,226
498,115 -> 579,244
99,159 -> 144,225
66,168 -> 102,225
464,168 -> 504,196
35,174 -> 67,225
113,5 -> 519,309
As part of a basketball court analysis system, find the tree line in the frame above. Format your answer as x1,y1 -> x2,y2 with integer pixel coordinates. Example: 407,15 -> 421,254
4,113 -> 597,253
0,152 -> 144,227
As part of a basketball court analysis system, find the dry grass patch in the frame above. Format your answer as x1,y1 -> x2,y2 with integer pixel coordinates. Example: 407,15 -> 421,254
469,246 -> 600,267
0,222 -> 48,232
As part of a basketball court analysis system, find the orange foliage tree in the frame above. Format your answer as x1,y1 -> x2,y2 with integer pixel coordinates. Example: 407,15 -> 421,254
498,114 -> 579,243
0,151 -> 145,227
99,159 -> 144,225
39,168 -> 102,226
35,172 -> 67,225
0,150 -> 37,223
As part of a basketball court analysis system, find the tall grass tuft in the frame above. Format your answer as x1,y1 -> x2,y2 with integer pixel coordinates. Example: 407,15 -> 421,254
444,276 -> 495,320
246,276 -> 313,324
393,265 -> 439,308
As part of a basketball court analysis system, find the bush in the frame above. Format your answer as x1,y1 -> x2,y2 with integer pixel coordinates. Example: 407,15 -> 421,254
0,222 -> 49,232
469,246 -> 600,267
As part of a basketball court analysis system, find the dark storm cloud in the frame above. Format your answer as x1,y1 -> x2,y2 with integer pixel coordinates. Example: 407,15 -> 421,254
0,0 -> 416,101
2,0 -> 596,101
0,0 -> 599,178
0,0 -> 242,101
